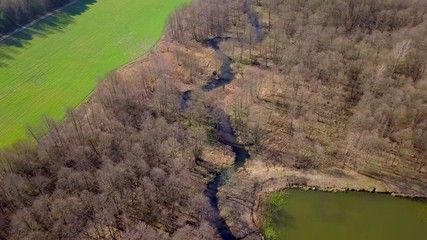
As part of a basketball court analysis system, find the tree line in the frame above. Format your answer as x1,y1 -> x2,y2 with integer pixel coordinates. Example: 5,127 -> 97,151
0,0 -> 73,35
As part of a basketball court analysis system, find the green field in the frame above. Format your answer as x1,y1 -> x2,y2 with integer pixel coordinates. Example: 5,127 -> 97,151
0,0 -> 189,148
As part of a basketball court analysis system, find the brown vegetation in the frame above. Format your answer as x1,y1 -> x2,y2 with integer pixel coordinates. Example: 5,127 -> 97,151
1,0 -> 427,239
0,0 -> 250,238
0,54 -> 217,239
223,0 -> 427,190
214,0 -> 427,238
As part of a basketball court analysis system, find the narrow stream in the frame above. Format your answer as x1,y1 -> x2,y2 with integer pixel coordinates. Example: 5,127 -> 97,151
243,0 -> 262,42
180,2 -> 427,240
182,36 -> 250,240
181,2 -> 261,239
204,109 -> 250,240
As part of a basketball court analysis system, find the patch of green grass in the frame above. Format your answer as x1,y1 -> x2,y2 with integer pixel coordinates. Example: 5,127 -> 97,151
0,0 -> 190,148
262,191 -> 290,240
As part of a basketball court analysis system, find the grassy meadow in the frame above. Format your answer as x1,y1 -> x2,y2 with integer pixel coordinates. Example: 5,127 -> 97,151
0,0 -> 189,148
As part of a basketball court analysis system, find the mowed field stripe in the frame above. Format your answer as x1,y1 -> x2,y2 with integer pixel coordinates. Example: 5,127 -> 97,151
0,0 -> 190,148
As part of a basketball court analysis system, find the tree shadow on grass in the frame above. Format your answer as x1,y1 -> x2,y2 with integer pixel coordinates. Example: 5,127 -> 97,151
0,0 -> 97,67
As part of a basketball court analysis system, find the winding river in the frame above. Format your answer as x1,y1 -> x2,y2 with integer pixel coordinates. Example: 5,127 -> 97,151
181,2 -> 262,239
182,2 -> 427,240
181,2 -> 427,240
182,36 -> 250,240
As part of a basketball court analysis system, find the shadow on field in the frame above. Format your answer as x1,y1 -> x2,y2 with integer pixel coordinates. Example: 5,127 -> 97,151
0,0 -> 97,68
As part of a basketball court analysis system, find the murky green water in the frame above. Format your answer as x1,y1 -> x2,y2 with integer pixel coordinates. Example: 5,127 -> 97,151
274,189 -> 427,240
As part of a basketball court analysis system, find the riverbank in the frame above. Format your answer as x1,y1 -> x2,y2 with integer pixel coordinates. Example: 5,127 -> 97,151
147,1 -> 427,238
160,2 -> 427,237
259,188 -> 427,240
209,45 -> 427,238
206,2 -> 427,236
216,158 -> 427,239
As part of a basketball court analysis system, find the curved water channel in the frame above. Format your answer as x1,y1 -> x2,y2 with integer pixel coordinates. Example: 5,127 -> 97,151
182,36 -> 250,240
181,3 -> 262,239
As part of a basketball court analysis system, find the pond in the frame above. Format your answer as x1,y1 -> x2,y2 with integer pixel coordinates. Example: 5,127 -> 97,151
265,189 -> 427,240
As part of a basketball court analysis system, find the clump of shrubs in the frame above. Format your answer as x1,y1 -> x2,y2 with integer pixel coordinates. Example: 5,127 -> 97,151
293,154 -> 317,170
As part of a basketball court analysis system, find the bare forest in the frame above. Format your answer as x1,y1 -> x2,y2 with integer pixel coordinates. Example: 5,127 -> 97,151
1,0 -> 427,239
219,0 -> 427,191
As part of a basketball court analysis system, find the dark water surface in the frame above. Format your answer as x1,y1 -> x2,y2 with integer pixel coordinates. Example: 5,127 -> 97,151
180,34 -> 248,240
